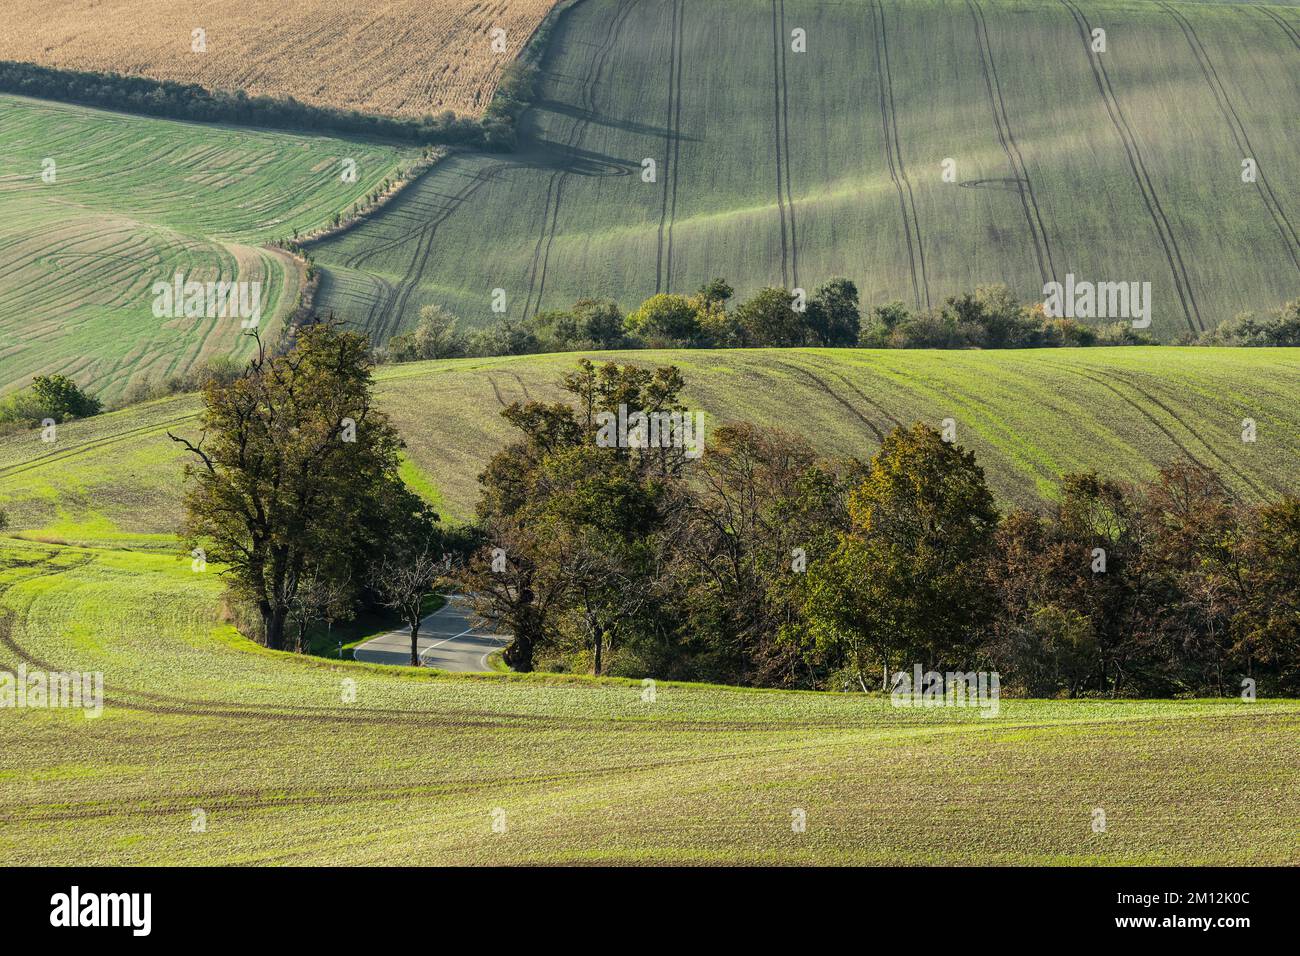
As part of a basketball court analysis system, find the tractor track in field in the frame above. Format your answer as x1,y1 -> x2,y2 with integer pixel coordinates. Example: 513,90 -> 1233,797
6,579 -> 1288,829
801,354 -> 904,430
1160,1 -> 1300,271
872,0 -> 929,311
4,699 -> 1286,827
1036,360 -> 1269,500
525,0 -> 641,317
1257,5 -> 1300,52
362,275 -> 395,336
339,179 -> 463,271
344,162 -> 507,338
1106,369 -> 1272,501
1,699 -> 1287,827
1057,0 -> 1203,334
775,360 -> 885,442
655,0 -> 686,294
967,0 -> 1057,285
0,613 -> 873,741
383,162 -> 510,340
521,171 -> 559,317
1,614 -> 569,736
768,0 -> 799,290
769,0 -> 791,288
0,736 -> 844,826
0,414 -> 199,481
778,0 -> 799,290
509,372 -> 532,400
1039,361 -> 1208,467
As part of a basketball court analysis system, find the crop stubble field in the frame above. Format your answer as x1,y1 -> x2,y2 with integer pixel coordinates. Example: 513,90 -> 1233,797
312,0 -> 1300,343
0,0 -> 560,118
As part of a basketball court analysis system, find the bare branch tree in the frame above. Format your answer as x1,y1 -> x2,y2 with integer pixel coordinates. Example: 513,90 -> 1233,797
287,569 -> 353,654
372,548 -> 444,666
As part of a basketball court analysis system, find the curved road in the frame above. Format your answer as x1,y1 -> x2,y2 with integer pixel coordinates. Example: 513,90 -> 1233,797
353,595 -> 509,671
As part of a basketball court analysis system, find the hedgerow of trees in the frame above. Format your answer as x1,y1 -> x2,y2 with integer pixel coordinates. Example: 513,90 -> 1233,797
379,281 -> 1188,362
381,283 -> 1300,362
160,341 -> 1300,697
0,60 -> 512,149
452,359 -> 1300,697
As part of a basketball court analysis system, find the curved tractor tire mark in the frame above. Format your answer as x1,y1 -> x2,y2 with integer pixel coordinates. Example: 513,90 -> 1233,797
529,0 -> 641,316
1057,0 -> 1202,333
872,0 -> 929,310
775,359 -> 885,443
1160,1 -> 1299,271
1256,5 -> 1300,53
968,0 -> 1056,285
655,0 -> 686,293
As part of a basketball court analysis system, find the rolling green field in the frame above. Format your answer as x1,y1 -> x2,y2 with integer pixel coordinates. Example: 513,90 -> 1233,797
1,347 -> 1294,541
0,95 -> 417,399
311,0 -> 1300,343
2,346 -> 1298,864
3,1 -> 1297,869
1,534 -> 1297,865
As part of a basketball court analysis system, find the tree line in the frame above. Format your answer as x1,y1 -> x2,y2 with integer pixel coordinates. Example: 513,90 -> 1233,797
380,283 -> 1300,362
170,327 -> 1300,697
7,276 -> 1289,434
0,60 -> 520,149
454,360 -> 1299,696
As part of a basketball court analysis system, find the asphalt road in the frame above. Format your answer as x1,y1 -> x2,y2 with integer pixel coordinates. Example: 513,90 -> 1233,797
352,595 -> 509,671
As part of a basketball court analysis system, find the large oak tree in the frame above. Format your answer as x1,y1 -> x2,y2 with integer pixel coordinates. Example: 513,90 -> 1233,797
171,325 -> 409,651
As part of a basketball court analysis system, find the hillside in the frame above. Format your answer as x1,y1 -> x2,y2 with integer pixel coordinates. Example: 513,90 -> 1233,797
0,95 -> 416,398
0,0 -> 559,119
0,532 -> 1296,865
312,0 -> 1300,343
1,347 -> 1296,543
2,343 -> 1299,864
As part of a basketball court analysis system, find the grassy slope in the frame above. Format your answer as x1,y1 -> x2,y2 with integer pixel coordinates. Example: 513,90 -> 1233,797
1,345 -> 1298,864
311,0 -> 1300,343
1,347 -> 1293,540
0,535 -> 1296,865
380,346 -> 1300,519
0,95 -> 418,398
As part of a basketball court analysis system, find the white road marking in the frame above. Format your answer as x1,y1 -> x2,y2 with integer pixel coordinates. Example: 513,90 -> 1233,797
418,625 -> 476,661
353,594 -> 510,671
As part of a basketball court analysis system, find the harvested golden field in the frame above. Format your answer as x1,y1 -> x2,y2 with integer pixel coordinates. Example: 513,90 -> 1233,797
0,0 -> 559,118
